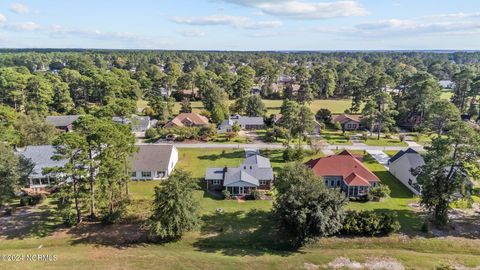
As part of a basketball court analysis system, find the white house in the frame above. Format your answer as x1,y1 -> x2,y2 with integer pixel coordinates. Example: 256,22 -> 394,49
17,145 -> 68,189
129,144 -> 179,180
217,115 -> 265,134
388,148 -> 424,195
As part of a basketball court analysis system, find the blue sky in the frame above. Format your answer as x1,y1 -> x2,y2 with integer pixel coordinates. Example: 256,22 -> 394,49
0,0 -> 479,50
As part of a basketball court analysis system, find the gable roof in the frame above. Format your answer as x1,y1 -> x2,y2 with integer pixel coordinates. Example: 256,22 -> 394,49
305,150 -> 379,185
129,144 -> 176,171
17,145 -> 68,178
112,114 -> 152,132
166,113 -> 209,127
243,154 -> 271,168
389,148 -> 419,164
225,115 -> 264,126
46,115 -> 81,127
389,148 -> 425,168
224,168 -> 259,186
333,114 -> 361,124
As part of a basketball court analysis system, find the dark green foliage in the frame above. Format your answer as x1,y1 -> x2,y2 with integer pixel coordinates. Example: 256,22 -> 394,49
0,144 -> 33,206
369,184 -> 391,199
148,170 -> 200,241
282,146 -> 304,162
342,210 -> 401,236
222,189 -> 231,200
274,163 -> 348,247
315,108 -> 332,124
252,190 -> 262,200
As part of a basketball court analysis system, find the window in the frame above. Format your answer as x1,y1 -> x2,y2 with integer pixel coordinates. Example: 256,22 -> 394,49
408,179 -> 413,186
157,171 -> 166,178
259,180 -> 268,185
131,171 -> 137,177
213,180 -> 221,185
141,171 -> 152,178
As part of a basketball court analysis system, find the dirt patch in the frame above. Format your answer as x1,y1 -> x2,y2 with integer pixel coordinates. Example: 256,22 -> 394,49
66,222 -> 149,247
304,262 -> 319,270
327,256 -> 404,270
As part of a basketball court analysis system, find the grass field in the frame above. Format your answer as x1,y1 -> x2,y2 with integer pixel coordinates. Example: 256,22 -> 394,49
137,98 -> 353,116
2,148 -> 480,270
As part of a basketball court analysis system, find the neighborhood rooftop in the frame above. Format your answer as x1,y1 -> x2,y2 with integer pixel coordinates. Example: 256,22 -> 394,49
45,115 -> 81,127
17,145 -> 68,178
129,144 -> 176,172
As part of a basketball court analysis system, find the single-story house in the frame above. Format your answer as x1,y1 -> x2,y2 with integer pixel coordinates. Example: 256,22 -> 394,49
46,115 -> 81,132
333,114 -> 362,131
129,144 -> 179,180
205,154 -> 274,196
388,148 -> 424,195
439,80 -> 455,89
217,115 -> 265,134
17,145 -> 68,189
112,114 -> 157,137
305,150 -> 380,198
164,112 -> 209,128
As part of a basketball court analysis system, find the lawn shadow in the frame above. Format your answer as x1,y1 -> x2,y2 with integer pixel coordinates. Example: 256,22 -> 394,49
192,209 -> 299,257
370,208 -> 423,235
0,200 -> 64,240
67,222 -> 150,248
197,150 -> 245,161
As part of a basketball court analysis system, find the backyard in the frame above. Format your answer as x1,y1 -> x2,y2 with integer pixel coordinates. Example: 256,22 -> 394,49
1,148 -> 480,269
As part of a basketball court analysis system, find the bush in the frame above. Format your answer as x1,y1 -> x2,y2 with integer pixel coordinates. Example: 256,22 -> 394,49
145,128 -> 158,139
399,134 -> 406,142
19,194 -> 45,206
63,211 -> 77,227
361,131 -> 368,141
342,210 -> 401,236
369,184 -> 391,199
421,219 -> 430,233
222,190 -> 231,200
283,146 -> 304,162
334,121 -> 342,131
252,190 -> 262,200
385,133 -> 392,139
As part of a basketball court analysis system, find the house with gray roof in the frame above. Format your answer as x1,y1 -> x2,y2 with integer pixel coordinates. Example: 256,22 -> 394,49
17,145 -> 68,189
129,144 -> 178,180
204,154 -> 274,196
388,148 -> 424,195
46,115 -> 81,132
217,114 -> 265,134
112,114 -> 157,138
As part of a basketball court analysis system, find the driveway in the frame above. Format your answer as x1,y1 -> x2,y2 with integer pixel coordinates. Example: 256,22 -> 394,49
366,150 -> 391,169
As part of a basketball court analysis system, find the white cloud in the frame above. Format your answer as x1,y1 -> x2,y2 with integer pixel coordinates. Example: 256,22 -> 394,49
9,3 -> 30,14
4,21 -> 41,31
220,0 -> 368,19
172,15 -> 249,26
178,29 -> 206,37
356,19 -> 480,34
171,15 -> 282,29
0,14 -> 7,23
423,12 -> 480,19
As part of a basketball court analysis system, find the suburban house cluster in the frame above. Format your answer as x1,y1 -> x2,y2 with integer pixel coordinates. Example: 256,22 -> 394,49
17,144 -> 180,189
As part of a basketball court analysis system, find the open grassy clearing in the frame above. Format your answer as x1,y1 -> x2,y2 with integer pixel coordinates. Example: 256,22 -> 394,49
2,148 -> 480,269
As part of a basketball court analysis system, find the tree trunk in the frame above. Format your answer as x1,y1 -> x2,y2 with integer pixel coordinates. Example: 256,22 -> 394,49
73,176 -> 82,224
89,149 -> 96,219
377,105 -> 384,140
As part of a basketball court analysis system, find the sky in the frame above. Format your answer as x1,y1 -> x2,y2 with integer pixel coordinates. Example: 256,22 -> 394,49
0,0 -> 480,50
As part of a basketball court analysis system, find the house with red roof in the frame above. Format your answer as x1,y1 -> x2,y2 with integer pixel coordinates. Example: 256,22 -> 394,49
305,150 -> 380,198
164,112 -> 210,128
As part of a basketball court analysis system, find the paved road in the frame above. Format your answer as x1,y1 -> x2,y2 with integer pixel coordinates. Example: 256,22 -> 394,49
152,142 -> 424,152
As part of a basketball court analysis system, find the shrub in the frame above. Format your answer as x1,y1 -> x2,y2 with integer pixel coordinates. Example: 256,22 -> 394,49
334,121 -> 342,131
399,134 -> 406,142
283,146 -> 304,162
385,133 -> 392,139
145,128 -> 158,139
369,184 -> 391,199
361,132 -> 368,141
252,190 -> 262,200
19,194 -> 45,206
342,210 -> 401,236
421,219 -> 430,233
63,211 -> 77,227
222,190 -> 231,200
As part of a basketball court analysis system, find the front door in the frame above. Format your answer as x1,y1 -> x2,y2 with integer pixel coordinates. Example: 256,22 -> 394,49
239,187 -> 244,195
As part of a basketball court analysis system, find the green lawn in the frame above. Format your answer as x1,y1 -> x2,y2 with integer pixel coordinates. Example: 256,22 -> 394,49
363,136 -> 408,147
3,148 -> 480,270
321,129 -> 353,145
